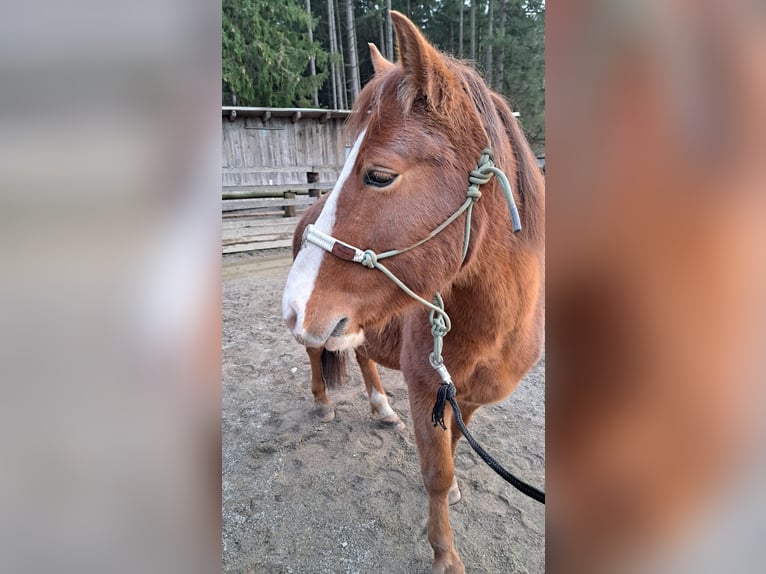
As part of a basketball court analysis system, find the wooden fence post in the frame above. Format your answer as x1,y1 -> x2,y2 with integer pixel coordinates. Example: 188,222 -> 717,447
283,191 -> 296,217
307,172 -> 320,199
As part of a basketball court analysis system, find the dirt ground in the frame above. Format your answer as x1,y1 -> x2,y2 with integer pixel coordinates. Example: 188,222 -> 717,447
222,251 -> 545,573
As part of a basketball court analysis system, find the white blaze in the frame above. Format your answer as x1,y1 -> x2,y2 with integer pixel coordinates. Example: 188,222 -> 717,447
282,129 -> 367,341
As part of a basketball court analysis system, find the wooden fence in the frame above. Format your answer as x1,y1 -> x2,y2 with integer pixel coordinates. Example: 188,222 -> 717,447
222,189 -> 330,254
222,106 -> 350,254
222,107 -> 545,254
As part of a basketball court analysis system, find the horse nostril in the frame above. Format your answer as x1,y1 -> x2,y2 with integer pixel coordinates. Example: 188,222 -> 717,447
329,317 -> 349,338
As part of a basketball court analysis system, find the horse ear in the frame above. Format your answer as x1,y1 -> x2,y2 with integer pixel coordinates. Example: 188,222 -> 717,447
390,11 -> 456,109
368,43 -> 394,75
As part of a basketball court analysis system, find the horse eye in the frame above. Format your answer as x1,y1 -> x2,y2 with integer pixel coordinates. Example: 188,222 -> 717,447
363,170 -> 397,188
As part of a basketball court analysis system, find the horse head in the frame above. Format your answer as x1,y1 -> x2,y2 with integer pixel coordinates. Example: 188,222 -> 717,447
282,12 -> 539,352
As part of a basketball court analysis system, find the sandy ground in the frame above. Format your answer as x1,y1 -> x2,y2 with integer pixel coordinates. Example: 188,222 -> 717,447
222,251 -> 545,573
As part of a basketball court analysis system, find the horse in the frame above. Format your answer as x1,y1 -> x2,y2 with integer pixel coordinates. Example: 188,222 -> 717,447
282,12 -> 544,573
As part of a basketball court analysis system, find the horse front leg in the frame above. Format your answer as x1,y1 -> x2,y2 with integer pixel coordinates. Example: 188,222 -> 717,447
355,350 -> 403,427
410,387 -> 465,574
446,401 -> 478,506
306,347 -> 334,422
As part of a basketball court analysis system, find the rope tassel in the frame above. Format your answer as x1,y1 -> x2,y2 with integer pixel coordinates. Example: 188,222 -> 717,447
431,382 -> 456,430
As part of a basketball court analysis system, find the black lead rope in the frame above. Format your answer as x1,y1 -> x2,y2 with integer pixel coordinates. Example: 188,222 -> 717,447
432,382 -> 546,505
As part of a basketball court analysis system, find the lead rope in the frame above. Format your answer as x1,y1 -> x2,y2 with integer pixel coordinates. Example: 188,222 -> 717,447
428,293 -> 546,505
304,149 -> 544,504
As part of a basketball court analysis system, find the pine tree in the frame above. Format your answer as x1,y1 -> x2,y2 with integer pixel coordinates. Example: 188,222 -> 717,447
222,0 -> 544,151
222,0 -> 328,106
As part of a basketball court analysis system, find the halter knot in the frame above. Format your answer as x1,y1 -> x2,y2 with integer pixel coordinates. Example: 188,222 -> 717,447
430,313 -> 449,338
466,187 -> 482,201
360,249 -> 378,268
468,148 -> 496,187
468,169 -> 493,187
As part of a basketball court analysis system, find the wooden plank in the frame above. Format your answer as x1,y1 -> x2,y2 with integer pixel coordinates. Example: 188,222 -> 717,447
222,231 -> 294,246
222,183 -> 333,192
222,182 -> 333,199
222,239 -> 293,254
221,198 -> 313,211
223,230 -> 295,245
222,218 -> 297,232
223,209 -> 280,219
222,166 -> 342,174
223,209 -> 287,219
222,196 -> 316,213
222,205 -> 311,220
222,218 -> 297,231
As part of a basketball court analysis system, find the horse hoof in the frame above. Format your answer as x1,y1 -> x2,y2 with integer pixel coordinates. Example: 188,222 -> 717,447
432,551 -> 465,574
448,477 -> 462,506
379,413 -> 405,429
313,404 -> 335,422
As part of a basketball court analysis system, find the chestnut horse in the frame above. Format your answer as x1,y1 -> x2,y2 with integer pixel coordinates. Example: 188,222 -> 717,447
282,12 -> 544,573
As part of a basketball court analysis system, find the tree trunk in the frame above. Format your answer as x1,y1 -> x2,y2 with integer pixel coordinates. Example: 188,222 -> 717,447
328,0 -> 339,108
378,9 -> 385,60
485,0 -> 493,85
470,0 -> 476,62
386,0 -> 394,61
327,0 -> 343,110
306,0 -> 318,107
344,0 -> 361,103
335,0 -> 348,108
495,0 -> 506,92
458,0 -> 464,58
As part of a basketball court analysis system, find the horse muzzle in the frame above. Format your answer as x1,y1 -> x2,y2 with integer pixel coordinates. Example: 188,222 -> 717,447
283,306 -> 364,351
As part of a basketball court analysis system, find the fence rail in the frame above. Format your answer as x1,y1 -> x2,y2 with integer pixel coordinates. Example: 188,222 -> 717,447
223,182 -> 334,200
222,185 -> 332,254
223,195 -> 317,213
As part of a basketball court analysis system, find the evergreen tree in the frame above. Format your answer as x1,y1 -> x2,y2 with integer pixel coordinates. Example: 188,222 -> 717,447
222,0 -> 328,106
222,0 -> 544,151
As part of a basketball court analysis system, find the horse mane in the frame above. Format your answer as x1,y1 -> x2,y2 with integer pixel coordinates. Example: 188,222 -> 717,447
349,54 -> 544,248
446,60 -> 545,247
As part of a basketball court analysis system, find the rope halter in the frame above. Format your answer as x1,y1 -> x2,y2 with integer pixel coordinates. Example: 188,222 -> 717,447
302,148 -> 521,384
